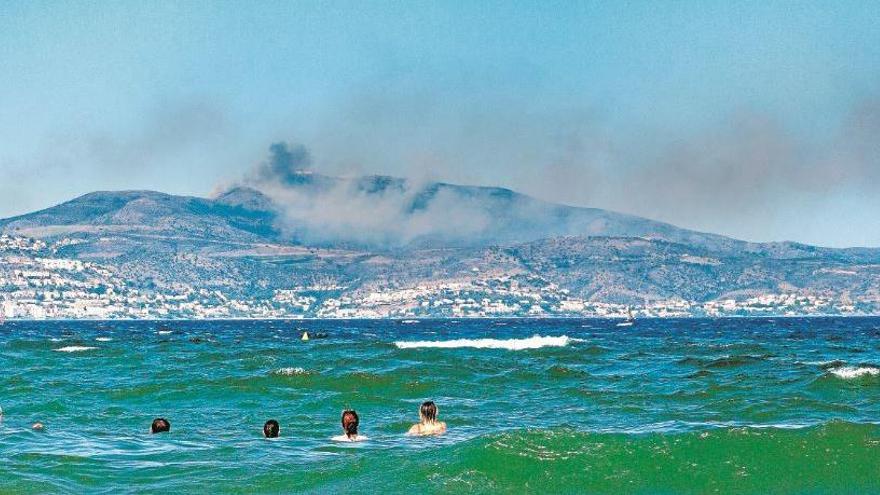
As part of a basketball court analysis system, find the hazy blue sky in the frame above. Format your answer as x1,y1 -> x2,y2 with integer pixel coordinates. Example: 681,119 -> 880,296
1,1 -> 879,246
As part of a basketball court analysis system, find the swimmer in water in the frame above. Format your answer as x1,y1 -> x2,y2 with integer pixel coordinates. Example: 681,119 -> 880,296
332,409 -> 367,442
32,422 -> 44,431
151,417 -> 170,434
407,401 -> 447,436
263,419 -> 280,438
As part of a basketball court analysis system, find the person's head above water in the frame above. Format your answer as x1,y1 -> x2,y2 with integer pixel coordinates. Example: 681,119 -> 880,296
420,401 -> 438,423
408,400 -> 446,436
151,418 -> 170,434
263,419 -> 280,438
341,410 -> 359,438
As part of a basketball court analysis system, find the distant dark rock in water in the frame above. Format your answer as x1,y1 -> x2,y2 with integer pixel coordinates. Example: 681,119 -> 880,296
300,330 -> 328,341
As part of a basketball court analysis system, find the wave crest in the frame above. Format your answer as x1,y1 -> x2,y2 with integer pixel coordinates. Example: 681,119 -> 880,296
272,367 -> 311,376
54,346 -> 98,353
829,366 -> 880,379
395,335 -> 570,350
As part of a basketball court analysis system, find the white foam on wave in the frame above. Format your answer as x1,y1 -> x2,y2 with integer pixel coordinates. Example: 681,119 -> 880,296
273,367 -> 309,376
395,335 -> 571,350
829,366 -> 880,379
95,337 -> 113,342
54,346 -> 98,353
157,330 -> 172,335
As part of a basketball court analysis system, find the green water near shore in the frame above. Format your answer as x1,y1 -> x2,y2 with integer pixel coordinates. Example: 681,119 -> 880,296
1,318 -> 879,493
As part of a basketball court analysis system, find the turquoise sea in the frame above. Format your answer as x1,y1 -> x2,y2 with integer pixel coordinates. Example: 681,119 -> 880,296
2,318 -> 880,493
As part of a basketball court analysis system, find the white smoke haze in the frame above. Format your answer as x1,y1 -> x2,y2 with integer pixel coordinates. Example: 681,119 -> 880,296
256,179 -> 493,247
241,143 -> 495,247
608,98 -> 880,238
226,91 -> 880,247
7,83 -> 877,246
294,90 -> 880,245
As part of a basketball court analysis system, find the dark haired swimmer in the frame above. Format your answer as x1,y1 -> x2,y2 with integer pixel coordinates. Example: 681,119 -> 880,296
263,419 -> 280,438
332,409 -> 367,442
151,418 -> 170,434
407,401 -> 446,436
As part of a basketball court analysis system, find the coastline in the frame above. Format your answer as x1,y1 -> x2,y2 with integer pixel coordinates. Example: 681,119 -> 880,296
3,314 -> 880,322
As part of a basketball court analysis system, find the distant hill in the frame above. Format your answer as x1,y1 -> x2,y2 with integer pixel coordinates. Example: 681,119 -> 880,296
0,189 -> 280,242
0,173 -> 740,249
2,173 -> 880,314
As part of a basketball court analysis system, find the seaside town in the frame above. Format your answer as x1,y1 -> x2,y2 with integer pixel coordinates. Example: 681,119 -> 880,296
1,233 -> 874,320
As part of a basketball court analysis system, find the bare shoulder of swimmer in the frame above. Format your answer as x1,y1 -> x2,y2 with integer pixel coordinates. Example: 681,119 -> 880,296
425,422 -> 447,435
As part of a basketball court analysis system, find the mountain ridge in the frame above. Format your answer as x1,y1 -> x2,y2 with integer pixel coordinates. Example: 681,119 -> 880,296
0,174 -> 740,247
2,176 -> 875,257
2,174 -> 879,317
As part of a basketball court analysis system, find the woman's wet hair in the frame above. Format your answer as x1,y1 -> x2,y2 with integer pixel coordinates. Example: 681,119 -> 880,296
263,419 -> 280,438
341,410 -> 359,438
420,401 -> 438,422
151,417 -> 170,434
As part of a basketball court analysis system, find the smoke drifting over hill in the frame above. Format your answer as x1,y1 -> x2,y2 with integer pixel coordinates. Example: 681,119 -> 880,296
258,91 -> 880,246
251,142 -> 313,186
230,90 -> 880,249
611,99 -> 880,230
240,143 -> 496,247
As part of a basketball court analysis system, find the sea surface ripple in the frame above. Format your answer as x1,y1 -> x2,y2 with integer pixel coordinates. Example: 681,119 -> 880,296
2,317 -> 880,493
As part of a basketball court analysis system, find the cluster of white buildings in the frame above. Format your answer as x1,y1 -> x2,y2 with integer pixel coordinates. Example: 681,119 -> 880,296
0,234 -> 46,252
307,276 -> 865,318
0,242 -> 319,319
0,235 -> 875,320
701,293 -> 860,316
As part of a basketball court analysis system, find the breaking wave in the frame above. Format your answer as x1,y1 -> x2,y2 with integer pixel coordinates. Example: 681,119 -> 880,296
272,367 -> 311,376
54,346 -> 98,353
395,335 -> 571,350
828,366 -> 880,379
